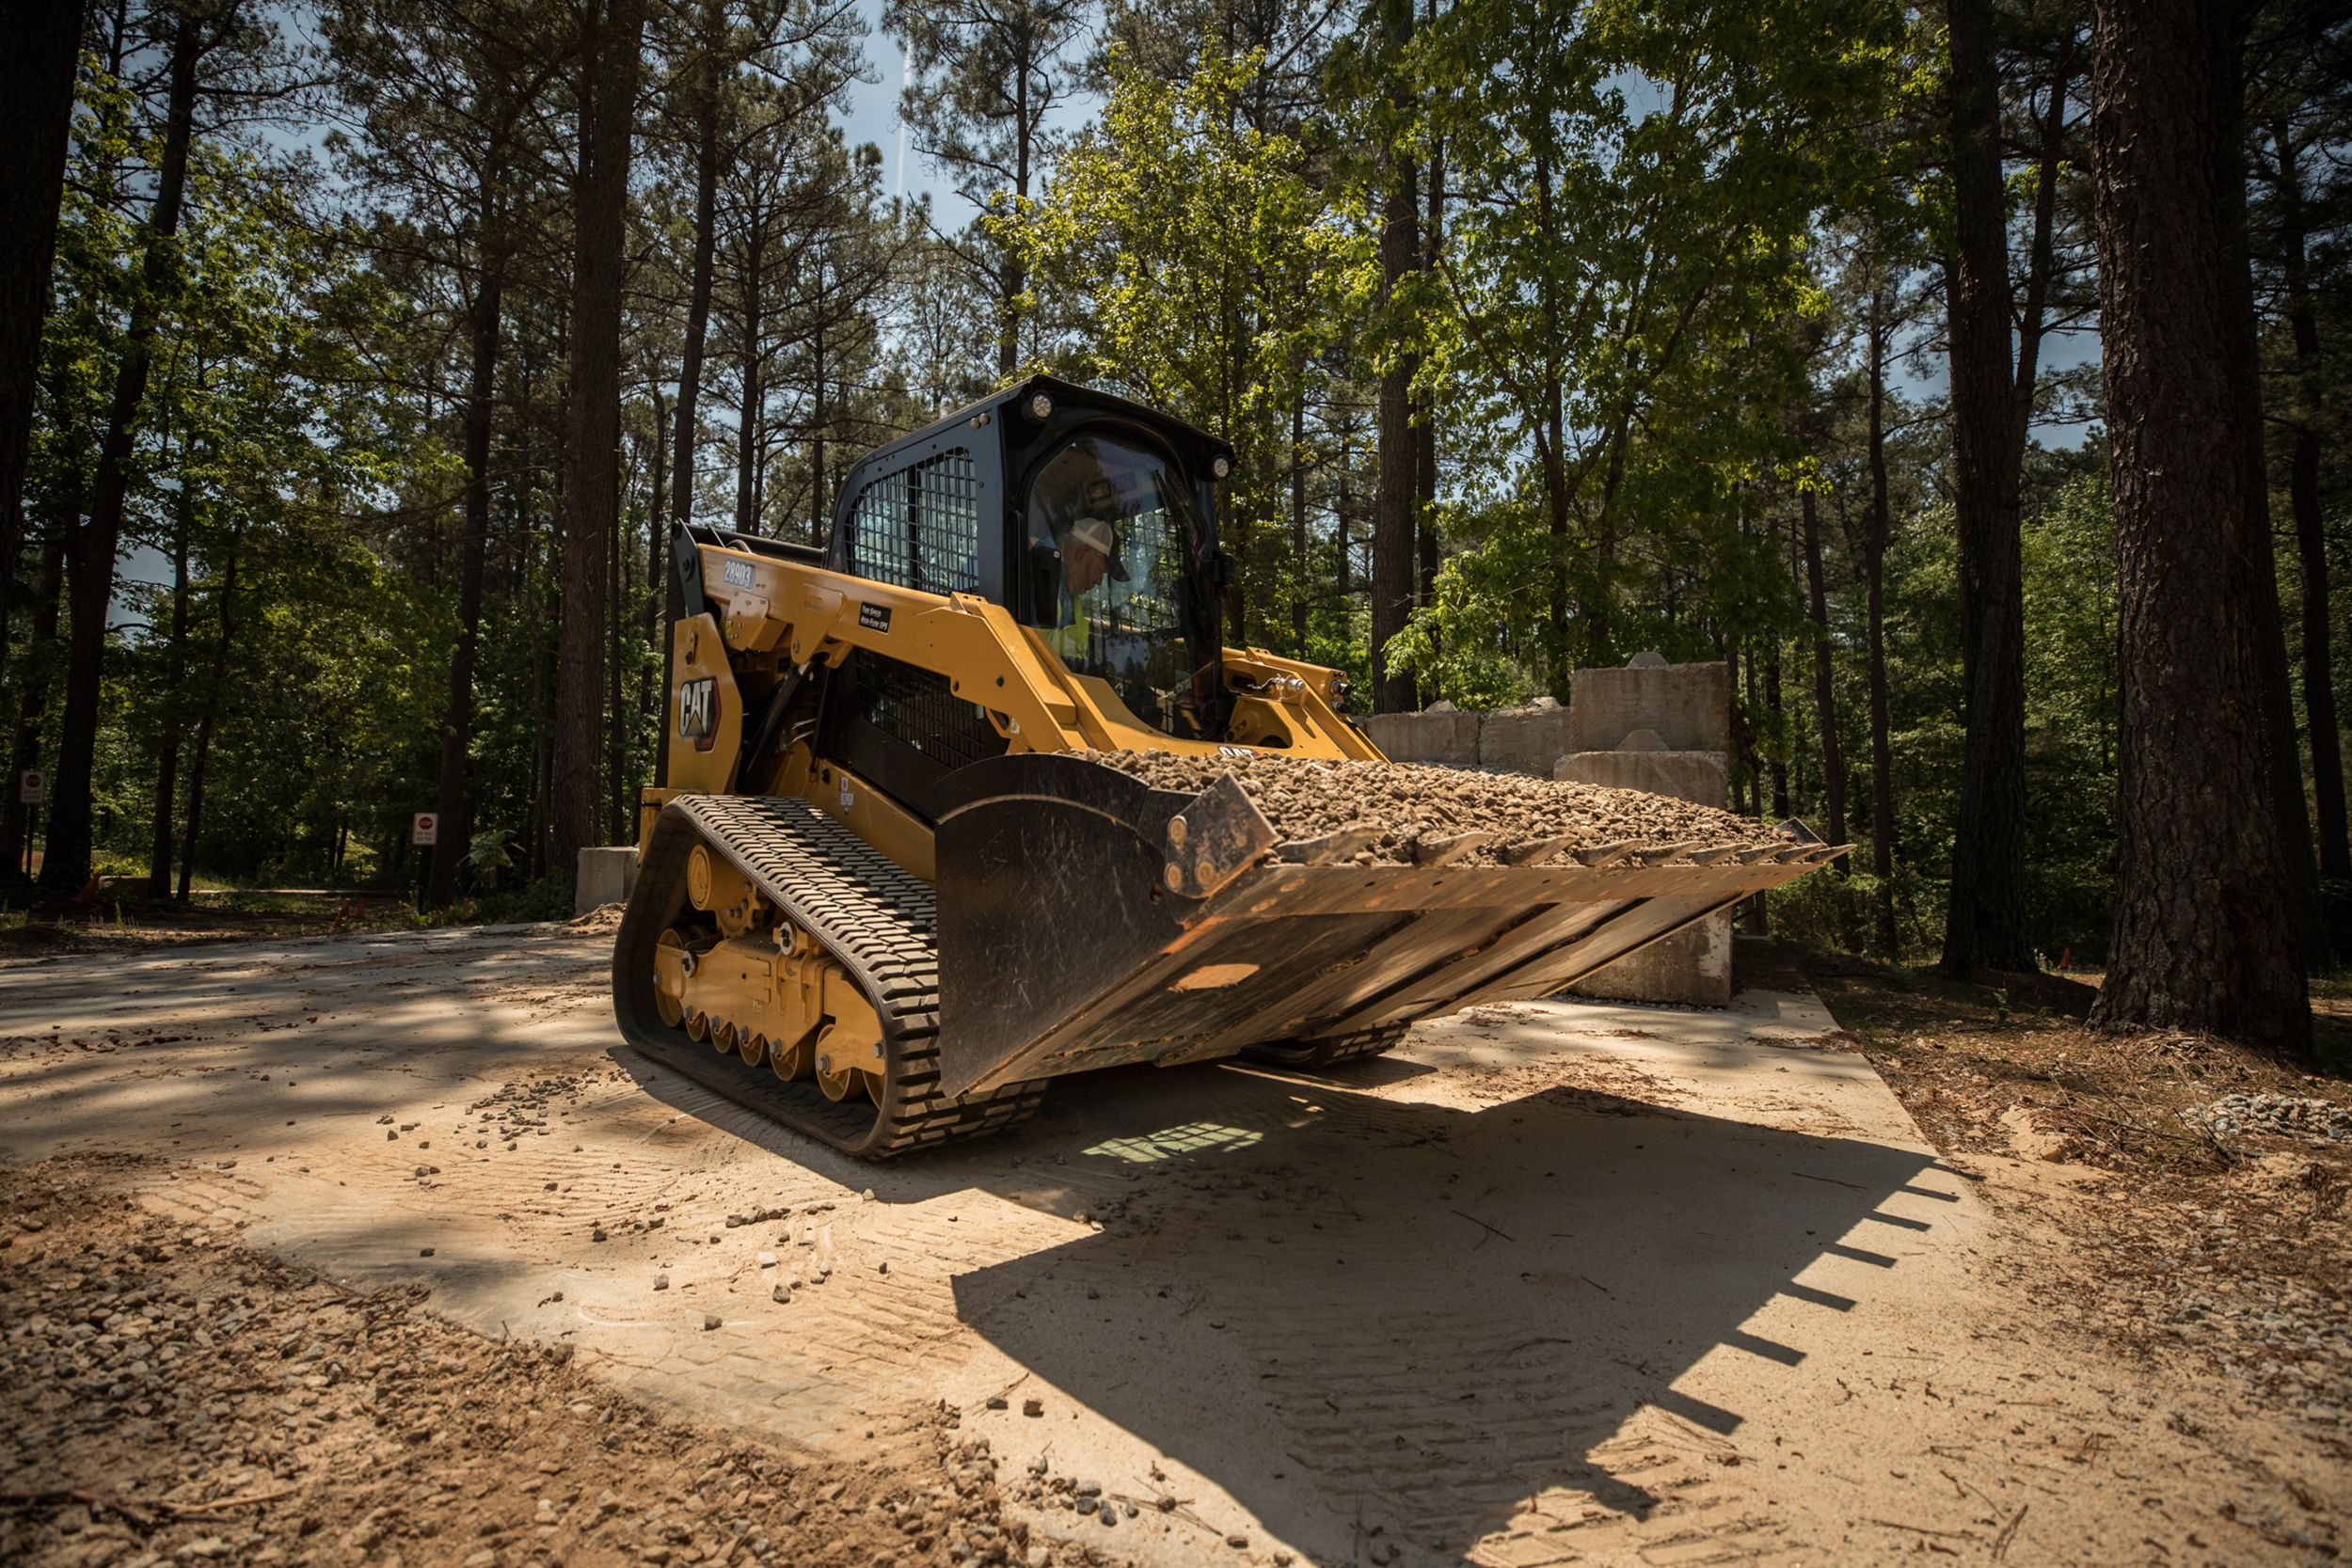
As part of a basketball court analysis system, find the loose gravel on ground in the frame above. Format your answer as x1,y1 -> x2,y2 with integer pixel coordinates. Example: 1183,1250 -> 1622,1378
0,1155 -> 1131,1568
1089,751 -> 1782,865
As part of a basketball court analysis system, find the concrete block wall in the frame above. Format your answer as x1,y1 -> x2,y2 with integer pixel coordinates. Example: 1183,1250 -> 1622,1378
1359,656 -> 1738,1006
1478,698 -> 1573,776
1567,654 -> 1730,753
1362,698 -> 1573,775
1362,706 -> 1482,768
576,846 -> 639,914
1558,657 -> 1734,1007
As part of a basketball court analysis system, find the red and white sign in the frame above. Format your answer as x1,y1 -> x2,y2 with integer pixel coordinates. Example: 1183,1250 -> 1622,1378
18,770 -> 42,805
411,812 -> 438,847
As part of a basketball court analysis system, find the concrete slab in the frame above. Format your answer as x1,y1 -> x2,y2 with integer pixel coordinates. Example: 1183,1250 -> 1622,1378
1567,660 -> 1729,755
576,845 -> 638,913
1553,748 -> 1728,807
0,928 -> 2305,1568
1476,701 -> 1573,777
1363,710 -> 1481,768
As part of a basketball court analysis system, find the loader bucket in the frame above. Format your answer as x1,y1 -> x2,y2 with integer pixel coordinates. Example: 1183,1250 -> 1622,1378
931,754 -> 1836,1099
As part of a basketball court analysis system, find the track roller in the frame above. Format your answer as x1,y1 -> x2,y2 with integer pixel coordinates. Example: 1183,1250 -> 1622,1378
613,796 -> 1045,1159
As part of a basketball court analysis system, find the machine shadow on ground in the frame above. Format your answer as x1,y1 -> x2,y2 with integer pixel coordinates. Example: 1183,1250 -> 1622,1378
629,1042 -> 1942,1560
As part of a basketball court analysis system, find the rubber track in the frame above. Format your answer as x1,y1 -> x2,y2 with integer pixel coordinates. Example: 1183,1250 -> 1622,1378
612,795 -> 1046,1158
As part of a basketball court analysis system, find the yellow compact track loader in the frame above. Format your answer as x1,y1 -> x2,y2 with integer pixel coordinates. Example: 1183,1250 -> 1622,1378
612,377 -> 1843,1157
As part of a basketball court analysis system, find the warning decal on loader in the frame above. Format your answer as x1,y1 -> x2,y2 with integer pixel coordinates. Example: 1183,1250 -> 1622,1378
678,677 -> 717,750
858,602 -> 892,633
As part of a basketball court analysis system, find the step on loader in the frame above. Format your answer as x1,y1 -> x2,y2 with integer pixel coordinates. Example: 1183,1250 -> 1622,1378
612,376 -> 1846,1157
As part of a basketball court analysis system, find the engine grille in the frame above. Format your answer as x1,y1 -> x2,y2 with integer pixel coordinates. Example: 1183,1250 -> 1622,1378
855,654 -> 1005,772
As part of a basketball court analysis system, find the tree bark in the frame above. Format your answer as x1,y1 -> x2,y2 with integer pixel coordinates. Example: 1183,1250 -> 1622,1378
734,229 -> 763,534
646,382 -> 669,790
0,534 -> 65,878
608,426 -> 627,843
1290,387 -> 1309,652
427,261 -> 502,906
2273,124 -> 2346,878
1940,0 -> 2034,975
1864,287 -> 1899,958
0,0 -> 85,676
2085,0 -> 2308,1049
2209,6 -> 2318,961
1369,0 -> 1418,714
147,426 -> 194,897
1416,122 -> 1442,613
1801,485 -> 1849,860
178,526 -> 240,904
552,0 -> 646,890
998,62 -> 1031,377
668,0 -> 723,539
810,309 -> 828,546
45,5 -> 202,891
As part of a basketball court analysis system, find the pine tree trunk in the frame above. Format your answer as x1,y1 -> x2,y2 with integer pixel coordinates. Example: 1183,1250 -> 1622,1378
1865,288 -> 1899,958
427,264 -> 501,906
1,534 -> 65,878
2209,12 -> 2319,959
999,70 -> 1031,377
148,450 -> 193,897
668,0 -> 723,537
551,0 -> 646,892
2273,128 -> 2347,878
2085,0 -> 2308,1049
1415,126 -> 1442,613
44,6 -> 200,891
0,0 -> 83,680
178,527 -> 240,903
1370,0 -> 1418,714
1290,389 -> 1308,652
1940,0 -> 2034,975
810,313 -> 828,546
735,236 -> 762,534
1799,487 -> 1850,871
647,383 -> 669,792
1335,438 -> 1353,601
608,436 -> 627,844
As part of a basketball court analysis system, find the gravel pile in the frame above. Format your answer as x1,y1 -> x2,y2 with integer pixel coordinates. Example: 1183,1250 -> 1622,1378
2183,1093 -> 2352,1145
1089,750 -> 1782,866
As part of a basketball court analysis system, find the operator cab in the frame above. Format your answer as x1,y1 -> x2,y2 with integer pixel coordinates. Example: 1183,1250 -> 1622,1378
1022,432 -> 1223,738
828,376 -> 1234,745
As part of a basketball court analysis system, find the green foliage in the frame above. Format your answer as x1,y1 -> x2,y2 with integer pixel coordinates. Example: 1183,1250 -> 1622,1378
1010,44 -> 1377,652
1379,0 -> 1922,696
2018,458 -> 2121,958
20,0 -> 2343,981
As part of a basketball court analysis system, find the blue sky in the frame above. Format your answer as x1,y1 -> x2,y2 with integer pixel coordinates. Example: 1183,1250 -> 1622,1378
833,0 -> 1101,222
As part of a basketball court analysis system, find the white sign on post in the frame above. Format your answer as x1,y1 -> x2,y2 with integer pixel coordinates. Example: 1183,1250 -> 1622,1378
411,812 -> 438,847
18,770 -> 42,805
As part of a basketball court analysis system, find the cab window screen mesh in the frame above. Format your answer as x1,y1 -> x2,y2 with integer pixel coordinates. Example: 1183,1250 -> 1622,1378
845,448 -> 979,594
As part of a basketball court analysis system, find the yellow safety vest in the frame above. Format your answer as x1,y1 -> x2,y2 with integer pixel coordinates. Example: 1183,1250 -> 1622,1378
1044,594 -> 1089,663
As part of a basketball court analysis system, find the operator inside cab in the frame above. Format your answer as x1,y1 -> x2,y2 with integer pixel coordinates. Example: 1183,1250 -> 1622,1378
1024,431 -> 1211,737
1042,515 -> 1125,661
1025,436 -> 1145,663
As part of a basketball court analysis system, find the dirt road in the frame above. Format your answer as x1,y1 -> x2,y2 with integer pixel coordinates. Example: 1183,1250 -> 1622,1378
1,923 -> 2342,1565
